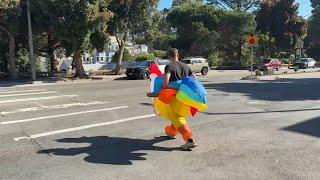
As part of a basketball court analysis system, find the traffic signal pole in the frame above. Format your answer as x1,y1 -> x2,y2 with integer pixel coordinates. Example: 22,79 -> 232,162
251,46 -> 254,76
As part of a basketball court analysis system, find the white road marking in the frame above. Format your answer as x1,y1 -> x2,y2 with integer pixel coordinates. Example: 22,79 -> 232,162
0,95 -> 78,104
14,114 -> 156,141
0,101 -> 109,115
1,106 -> 129,125
0,91 -> 56,98
0,89 -> 46,94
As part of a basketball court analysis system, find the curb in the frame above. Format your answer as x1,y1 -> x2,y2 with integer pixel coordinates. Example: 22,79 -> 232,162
0,75 -> 126,88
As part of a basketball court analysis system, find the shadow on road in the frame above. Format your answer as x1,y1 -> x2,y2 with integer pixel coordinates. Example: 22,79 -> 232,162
203,107 -> 320,115
281,116 -> 320,138
140,102 -> 153,107
38,136 -> 180,165
204,78 -> 320,101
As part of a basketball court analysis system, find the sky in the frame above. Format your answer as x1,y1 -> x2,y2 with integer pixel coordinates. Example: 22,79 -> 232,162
158,0 -> 313,18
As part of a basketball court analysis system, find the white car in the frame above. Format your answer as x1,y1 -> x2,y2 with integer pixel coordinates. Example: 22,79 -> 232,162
294,58 -> 317,69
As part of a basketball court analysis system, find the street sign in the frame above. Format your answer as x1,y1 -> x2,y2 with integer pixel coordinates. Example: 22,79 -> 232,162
245,33 -> 259,46
244,33 -> 259,76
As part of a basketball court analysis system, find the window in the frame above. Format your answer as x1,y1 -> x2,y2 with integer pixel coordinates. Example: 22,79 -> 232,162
181,60 -> 191,64
101,57 -> 104,62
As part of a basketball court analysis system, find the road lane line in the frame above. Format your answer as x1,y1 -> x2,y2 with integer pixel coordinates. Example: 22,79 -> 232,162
0,95 -> 78,104
0,89 -> 46,94
2,106 -> 129,125
0,91 -> 56,98
0,101 -> 109,115
13,114 -> 156,141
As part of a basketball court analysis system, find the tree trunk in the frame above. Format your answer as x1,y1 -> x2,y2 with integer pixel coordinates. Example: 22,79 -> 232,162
8,33 -> 17,80
48,33 -> 57,76
115,43 -> 125,75
73,50 -> 88,79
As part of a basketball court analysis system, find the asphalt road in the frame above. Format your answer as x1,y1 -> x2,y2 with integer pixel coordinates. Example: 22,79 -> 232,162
1,71 -> 320,180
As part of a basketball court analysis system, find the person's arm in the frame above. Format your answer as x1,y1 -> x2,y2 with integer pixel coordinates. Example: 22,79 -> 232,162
163,73 -> 170,88
163,65 -> 171,88
188,66 -> 197,79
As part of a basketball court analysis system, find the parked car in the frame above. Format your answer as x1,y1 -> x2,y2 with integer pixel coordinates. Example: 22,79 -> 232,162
293,58 -> 317,69
181,57 -> 210,75
125,59 -> 170,80
259,58 -> 282,71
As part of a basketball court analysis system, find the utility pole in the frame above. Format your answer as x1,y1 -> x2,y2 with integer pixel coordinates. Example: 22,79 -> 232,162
27,0 -> 36,81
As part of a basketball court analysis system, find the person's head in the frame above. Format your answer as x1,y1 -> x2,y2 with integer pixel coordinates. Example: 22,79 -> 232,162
167,48 -> 179,61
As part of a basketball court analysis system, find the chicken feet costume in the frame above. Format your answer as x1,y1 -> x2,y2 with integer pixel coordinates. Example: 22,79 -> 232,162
148,64 -> 208,141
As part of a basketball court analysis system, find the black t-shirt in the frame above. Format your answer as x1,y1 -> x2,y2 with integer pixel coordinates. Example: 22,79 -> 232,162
164,61 -> 193,82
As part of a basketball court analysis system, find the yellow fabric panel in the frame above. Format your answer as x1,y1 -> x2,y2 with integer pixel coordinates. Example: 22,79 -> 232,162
169,98 -> 191,117
154,98 -> 187,129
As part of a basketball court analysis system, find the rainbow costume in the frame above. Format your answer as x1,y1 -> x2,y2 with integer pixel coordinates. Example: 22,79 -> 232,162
148,64 -> 208,141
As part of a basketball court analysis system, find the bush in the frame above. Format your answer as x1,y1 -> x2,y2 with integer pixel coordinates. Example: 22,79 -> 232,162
207,53 -> 221,67
112,48 -> 132,62
153,50 -> 166,58
135,53 -> 155,61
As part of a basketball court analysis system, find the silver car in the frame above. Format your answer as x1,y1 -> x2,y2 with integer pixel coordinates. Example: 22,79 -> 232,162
294,58 -> 317,69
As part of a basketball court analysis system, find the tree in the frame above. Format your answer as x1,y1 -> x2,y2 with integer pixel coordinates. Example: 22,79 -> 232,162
112,48 -> 131,63
216,10 -> 256,64
107,0 -> 159,75
207,0 -> 259,11
0,34 -> 8,73
133,9 -> 176,51
49,0 -> 112,78
167,3 -> 255,65
0,0 -> 20,79
26,0 -> 61,75
172,0 -> 203,7
255,0 -> 306,54
305,0 -> 320,60
167,4 -> 221,57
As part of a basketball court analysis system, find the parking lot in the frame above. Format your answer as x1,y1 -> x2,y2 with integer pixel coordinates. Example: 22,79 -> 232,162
1,71 -> 320,179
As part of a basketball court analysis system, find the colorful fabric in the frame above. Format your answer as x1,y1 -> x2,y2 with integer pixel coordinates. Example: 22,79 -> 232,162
149,64 -> 208,119
149,63 -> 207,141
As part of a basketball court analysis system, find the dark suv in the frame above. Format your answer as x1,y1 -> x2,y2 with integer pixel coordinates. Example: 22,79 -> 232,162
126,59 -> 169,80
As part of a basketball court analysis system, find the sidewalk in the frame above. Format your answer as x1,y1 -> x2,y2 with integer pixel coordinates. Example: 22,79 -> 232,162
0,74 -> 126,88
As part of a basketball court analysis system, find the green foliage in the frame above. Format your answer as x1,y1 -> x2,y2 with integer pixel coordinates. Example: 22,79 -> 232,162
0,0 -> 21,34
135,53 -> 155,61
240,47 -> 252,67
112,48 -> 131,62
90,30 -> 108,52
153,50 -> 166,58
256,32 -> 276,58
51,0 -> 111,55
207,53 -> 221,67
167,4 -> 222,57
255,0 -> 307,52
107,0 -> 159,73
173,0 -> 204,7
305,0 -> 320,60
167,4 -> 255,65
133,9 -> 176,51
0,35 -> 8,72
208,0 -> 259,11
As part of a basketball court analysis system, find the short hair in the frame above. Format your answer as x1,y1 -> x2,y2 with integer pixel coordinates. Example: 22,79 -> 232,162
167,48 -> 179,59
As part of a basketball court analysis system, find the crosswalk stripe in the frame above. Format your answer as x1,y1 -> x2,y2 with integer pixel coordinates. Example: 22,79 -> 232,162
0,95 -> 78,104
0,89 -> 46,94
13,114 -> 156,141
0,101 -> 109,115
1,106 -> 129,125
0,91 -> 56,98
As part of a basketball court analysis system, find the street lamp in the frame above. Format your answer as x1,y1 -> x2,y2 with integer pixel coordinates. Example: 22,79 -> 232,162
27,0 -> 36,81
